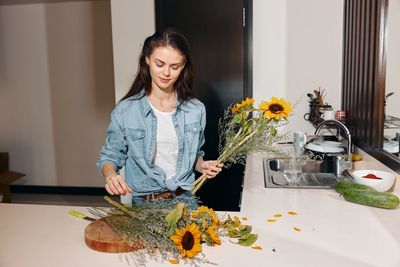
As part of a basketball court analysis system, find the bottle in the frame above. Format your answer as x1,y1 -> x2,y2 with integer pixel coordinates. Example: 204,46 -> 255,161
293,132 -> 307,156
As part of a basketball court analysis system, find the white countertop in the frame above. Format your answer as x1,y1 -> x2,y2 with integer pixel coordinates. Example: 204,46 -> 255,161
1,153 -> 399,267
241,153 -> 400,267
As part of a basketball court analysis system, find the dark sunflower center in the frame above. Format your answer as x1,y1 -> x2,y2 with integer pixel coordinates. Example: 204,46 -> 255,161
269,104 -> 284,113
182,231 -> 194,250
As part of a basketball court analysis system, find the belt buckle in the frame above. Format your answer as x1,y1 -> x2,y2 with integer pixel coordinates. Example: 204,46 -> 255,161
147,192 -> 167,201
159,191 -> 172,200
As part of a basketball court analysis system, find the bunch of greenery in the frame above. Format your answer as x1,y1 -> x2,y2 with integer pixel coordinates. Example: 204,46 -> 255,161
91,196 -> 258,267
192,97 -> 293,193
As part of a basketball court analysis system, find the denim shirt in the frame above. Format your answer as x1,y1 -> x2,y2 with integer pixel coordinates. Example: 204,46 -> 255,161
97,91 -> 206,196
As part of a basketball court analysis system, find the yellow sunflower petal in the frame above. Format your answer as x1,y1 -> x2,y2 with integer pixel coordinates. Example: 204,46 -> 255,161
168,259 -> 179,264
194,206 -> 219,226
170,224 -> 202,258
231,97 -> 254,113
189,223 -> 202,239
259,97 -> 292,120
206,225 -> 221,245
185,243 -> 202,258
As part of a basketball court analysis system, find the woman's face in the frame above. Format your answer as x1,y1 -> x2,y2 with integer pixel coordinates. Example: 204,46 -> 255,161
146,45 -> 185,92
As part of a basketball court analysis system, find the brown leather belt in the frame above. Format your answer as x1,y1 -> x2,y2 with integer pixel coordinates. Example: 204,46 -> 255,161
139,187 -> 186,201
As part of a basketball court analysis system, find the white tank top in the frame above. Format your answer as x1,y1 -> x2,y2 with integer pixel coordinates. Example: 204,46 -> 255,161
149,102 -> 179,180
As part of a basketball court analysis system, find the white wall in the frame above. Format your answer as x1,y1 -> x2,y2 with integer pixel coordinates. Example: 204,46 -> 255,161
385,0 -> 400,138
0,1 -> 115,187
0,0 -> 344,187
0,4 -> 57,185
253,0 -> 344,135
110,0 -> 155,102
109,0 -> 344,136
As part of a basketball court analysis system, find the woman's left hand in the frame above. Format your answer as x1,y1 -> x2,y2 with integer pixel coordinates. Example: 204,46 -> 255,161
198,160 -> 224,179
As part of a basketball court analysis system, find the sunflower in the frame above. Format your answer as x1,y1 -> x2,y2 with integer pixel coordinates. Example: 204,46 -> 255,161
170,223 -> 202,258
259,97 -> 292,120
206,225 -> 221,245
231,97 -> 255,113
191,206 -> 219,226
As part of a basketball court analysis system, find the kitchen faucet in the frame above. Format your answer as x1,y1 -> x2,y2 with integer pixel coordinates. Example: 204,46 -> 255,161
384,92 -> 394,121
314,120 -> 352,175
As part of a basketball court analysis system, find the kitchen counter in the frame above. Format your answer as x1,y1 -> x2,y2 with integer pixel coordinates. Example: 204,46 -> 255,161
1,153 -> 399,267
241,153 -> 400,267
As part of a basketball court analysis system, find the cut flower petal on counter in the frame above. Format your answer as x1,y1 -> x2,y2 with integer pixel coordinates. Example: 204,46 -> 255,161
168,259 -> 179,264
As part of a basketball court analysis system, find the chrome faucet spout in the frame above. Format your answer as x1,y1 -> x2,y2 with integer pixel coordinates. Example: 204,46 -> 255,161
314,119 -> 352,171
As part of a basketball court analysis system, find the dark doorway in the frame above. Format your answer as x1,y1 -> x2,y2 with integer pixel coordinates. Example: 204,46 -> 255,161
155,0 -> 252,211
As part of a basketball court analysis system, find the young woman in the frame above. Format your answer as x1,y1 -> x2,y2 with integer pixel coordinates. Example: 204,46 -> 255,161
97,28 -> 223,204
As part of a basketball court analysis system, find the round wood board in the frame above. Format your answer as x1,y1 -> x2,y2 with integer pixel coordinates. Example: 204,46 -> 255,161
84,219 -> 142,253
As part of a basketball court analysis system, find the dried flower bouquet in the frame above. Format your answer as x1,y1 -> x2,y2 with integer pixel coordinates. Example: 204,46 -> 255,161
192,97 -> 293,194
89,196 -> 258,266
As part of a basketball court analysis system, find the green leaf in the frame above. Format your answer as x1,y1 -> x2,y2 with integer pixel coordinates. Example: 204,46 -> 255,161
233,113 -> 242,124
227,227 -> 241,238
242,111 -> 249,120
227,132 -> 235,141
165,202 -> 185,232
239,225 -> 252,236
256,122 -> 267,134
243,123 -> 251,133
203,232 -> 214,246
236,233 -> 258,247
221,215 -> 233,228
269,126 -> 278,136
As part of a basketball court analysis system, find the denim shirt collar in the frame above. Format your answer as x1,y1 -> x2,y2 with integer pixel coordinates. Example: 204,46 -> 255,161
135,89 -> 189,117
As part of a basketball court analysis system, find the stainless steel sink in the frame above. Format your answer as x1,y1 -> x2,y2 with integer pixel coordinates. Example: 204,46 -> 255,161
263,158 -> 353,188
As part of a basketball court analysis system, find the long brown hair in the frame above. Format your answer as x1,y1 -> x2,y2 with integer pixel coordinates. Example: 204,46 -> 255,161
120,28 -> 194,102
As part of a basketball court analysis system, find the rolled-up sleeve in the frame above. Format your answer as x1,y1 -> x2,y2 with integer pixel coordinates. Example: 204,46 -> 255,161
97,110 -> 127,175
196,103 -> 206,158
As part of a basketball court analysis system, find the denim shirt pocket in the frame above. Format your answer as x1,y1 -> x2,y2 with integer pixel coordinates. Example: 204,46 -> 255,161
125,128 -> 146,159
184,122 -> 201,154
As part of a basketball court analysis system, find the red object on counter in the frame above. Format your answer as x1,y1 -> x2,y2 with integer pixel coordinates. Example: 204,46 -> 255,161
335,110 -> 347,121
363,173 -> 383,180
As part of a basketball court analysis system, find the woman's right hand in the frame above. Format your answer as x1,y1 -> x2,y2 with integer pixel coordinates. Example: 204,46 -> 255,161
105,174 -> 133,196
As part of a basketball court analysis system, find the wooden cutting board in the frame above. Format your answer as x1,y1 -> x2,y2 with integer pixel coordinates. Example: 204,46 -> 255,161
84,218 -> 142,253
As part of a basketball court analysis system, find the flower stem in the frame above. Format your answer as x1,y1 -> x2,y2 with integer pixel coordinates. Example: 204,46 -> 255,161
104,196 -> 137,218
191,130 -> 257,194
192,173 -> 207,194
192,153 -> 227,187
192,156 -> 225,194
